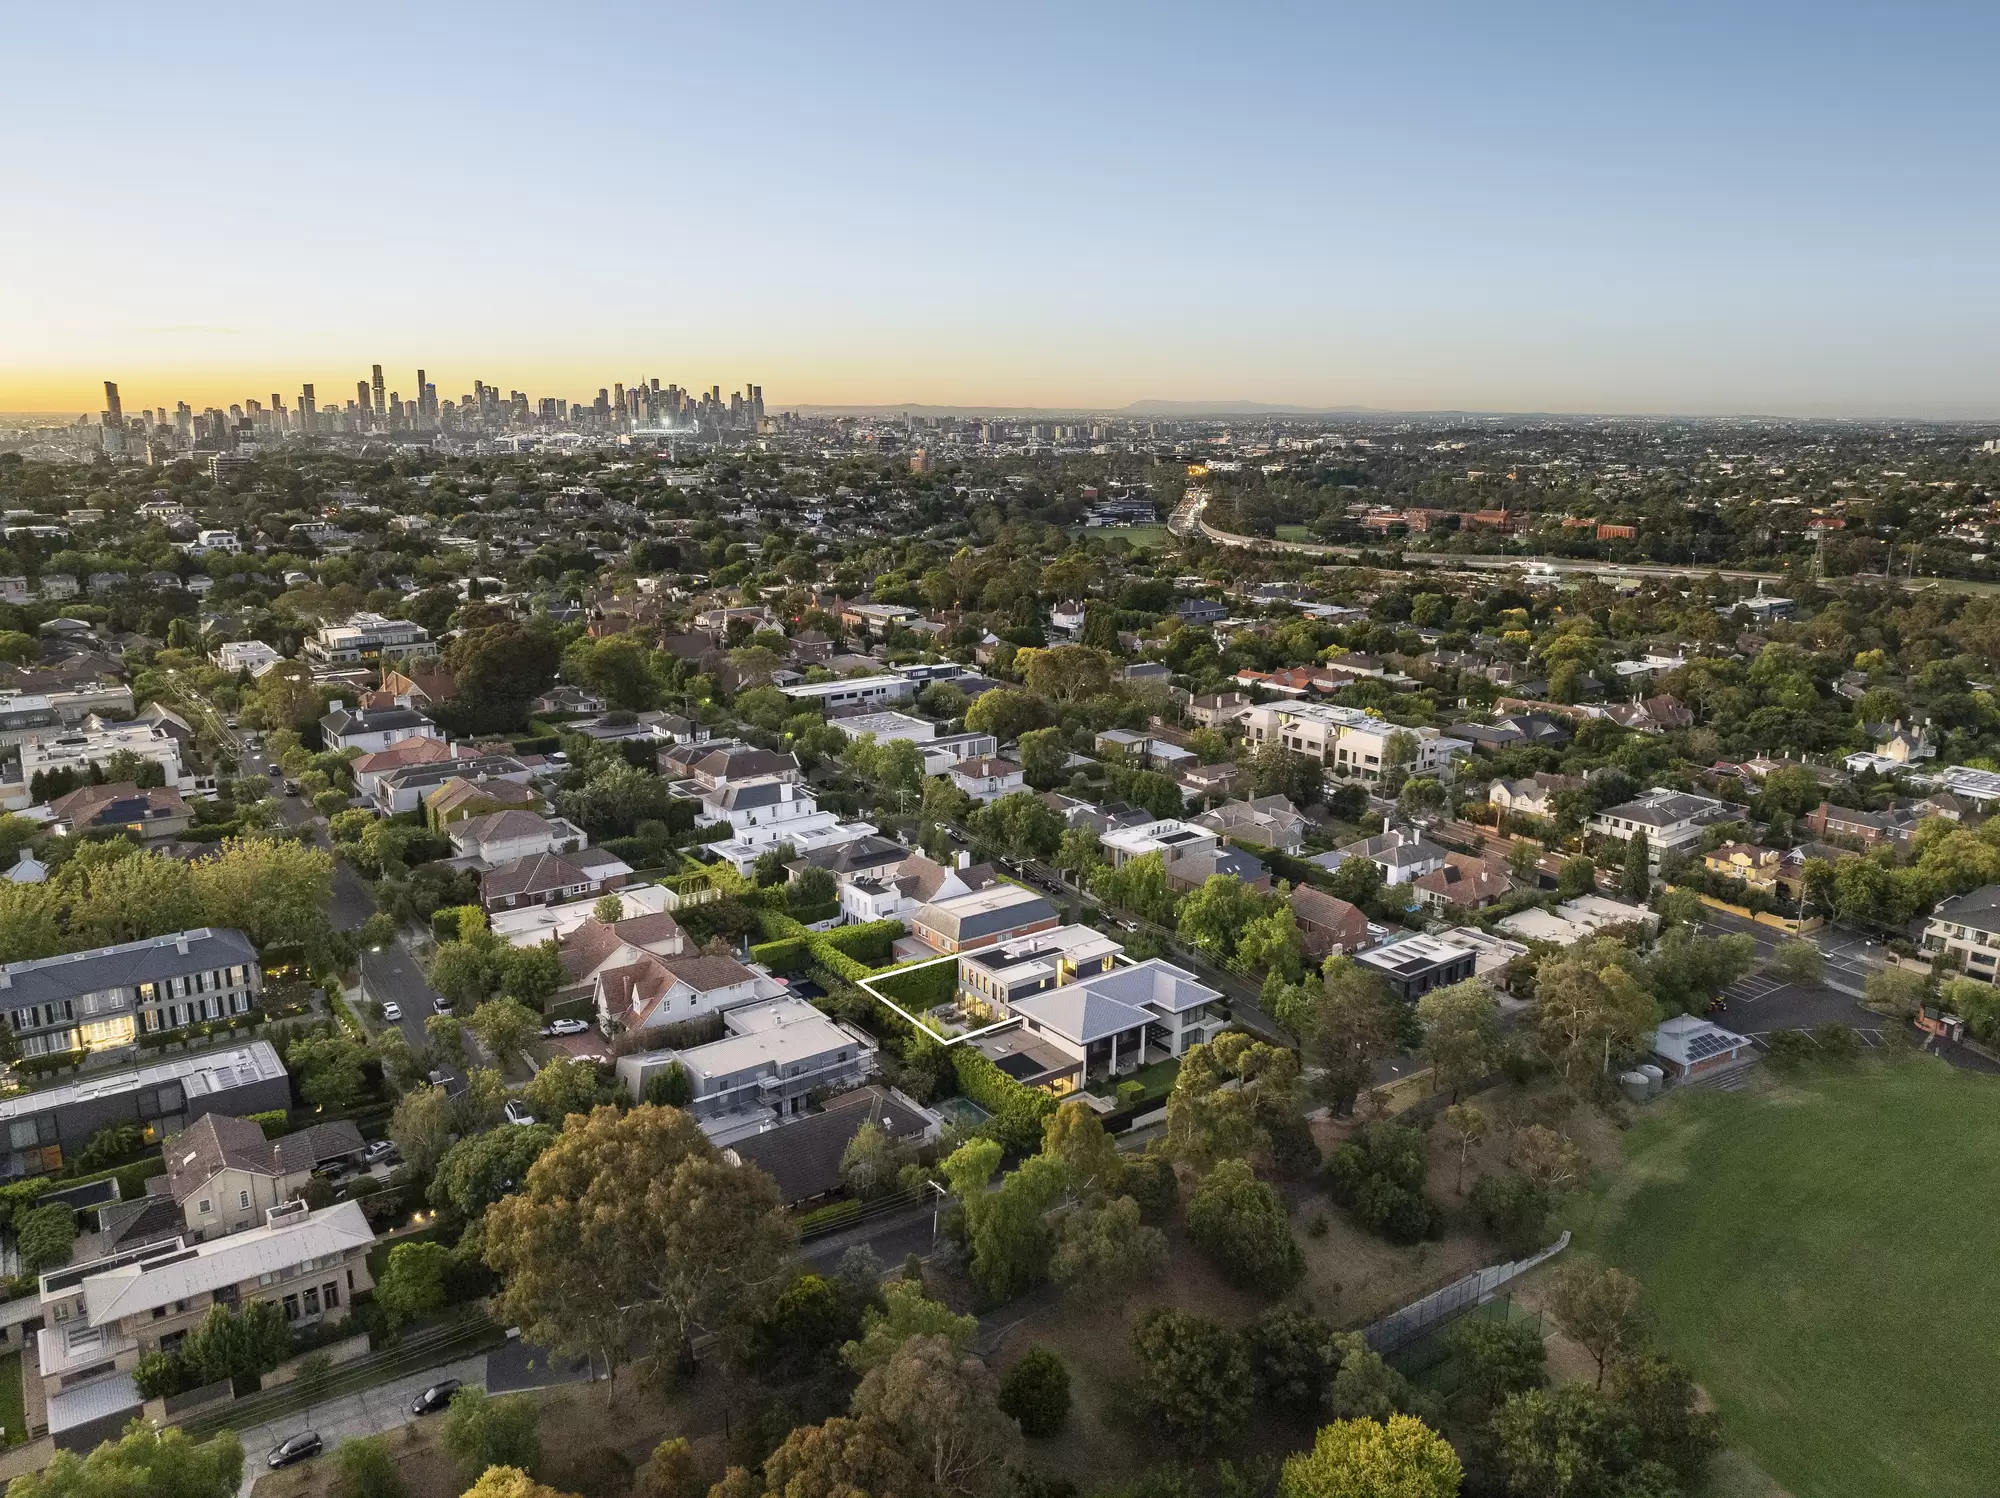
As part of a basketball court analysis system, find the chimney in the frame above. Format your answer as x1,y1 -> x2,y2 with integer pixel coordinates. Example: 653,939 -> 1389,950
956,849 -> 970,870
175,934 -> 190,954
330,698 -> 345,713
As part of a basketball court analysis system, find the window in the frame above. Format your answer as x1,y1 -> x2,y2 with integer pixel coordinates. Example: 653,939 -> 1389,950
198,1199 -> 212,1215
302,1287 -> 320,1316
282,1295 -> 300,1321
322,1281 -> 339,1309
238,1191 -> 249,1210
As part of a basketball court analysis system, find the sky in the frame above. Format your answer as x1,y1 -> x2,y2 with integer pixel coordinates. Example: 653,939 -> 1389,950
4,1 -> 1999,419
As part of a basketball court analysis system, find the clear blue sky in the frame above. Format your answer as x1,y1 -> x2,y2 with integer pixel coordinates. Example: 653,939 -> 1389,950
5,1 -> 1998,416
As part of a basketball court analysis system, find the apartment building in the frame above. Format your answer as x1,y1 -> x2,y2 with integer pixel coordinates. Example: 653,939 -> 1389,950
1588,788 -> 1744,870
1924,886 -> 2000,983
1,928 -> 262,1059
36,1200 -> 374,1449
1240,702 -> 1467,785
303,612 -> 437,666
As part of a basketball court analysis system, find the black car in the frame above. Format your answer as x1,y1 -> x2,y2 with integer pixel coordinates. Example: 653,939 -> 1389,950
411,1378 -> 462,1416
267,1432 -> 322,1468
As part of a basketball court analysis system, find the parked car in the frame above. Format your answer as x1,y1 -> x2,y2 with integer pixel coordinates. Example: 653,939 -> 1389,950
310,1159 -> 348,1182
283,779 -> 301,796
433,995 -> 454,1014
267,763 -> 283,776
503,1099 -> 537,1127
426,1069 -> 450,1087
363,1139 -> 400,1165
381,1001 -> 402,1022
542,1018 -> 588,1037
411,1379 -> 461,1416
267,1432 -> 322,1468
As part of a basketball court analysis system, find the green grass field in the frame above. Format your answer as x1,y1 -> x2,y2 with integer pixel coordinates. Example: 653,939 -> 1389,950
1274,524 -> 1318,543
1571,1059 -> 2000,1498
0,1351 -> 24,1447
1069,523 -> 1171,549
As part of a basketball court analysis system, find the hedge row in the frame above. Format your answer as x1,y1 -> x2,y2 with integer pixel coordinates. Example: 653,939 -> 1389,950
752,910 -> 903,985
870,960 -> 957,1012
950,1046 -> 1057,1154
749,936 -> 813,973
821,920 -> 904,967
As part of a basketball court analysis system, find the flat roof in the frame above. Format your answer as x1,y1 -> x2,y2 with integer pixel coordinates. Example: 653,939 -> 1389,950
655,996 -> 868,1079
780,676 -> 909,699
0,1040 -> 285,1124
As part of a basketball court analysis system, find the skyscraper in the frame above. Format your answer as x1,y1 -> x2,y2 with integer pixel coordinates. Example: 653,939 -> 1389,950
371,364 -> 385,419
300,384 -> 317,432
357,380 -> 373,424
101,381 -> 124,429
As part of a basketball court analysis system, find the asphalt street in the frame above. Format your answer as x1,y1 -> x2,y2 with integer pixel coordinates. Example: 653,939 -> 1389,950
359,940 -> 465,1094
234,1353 -> 488,1497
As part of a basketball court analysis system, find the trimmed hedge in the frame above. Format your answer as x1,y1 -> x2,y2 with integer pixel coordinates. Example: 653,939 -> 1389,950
871,960 -> 957,1012
750,937 -> 812,973
951,1047 -> 1057,1154
821,920 -> 904,967
751,910 -> 902,984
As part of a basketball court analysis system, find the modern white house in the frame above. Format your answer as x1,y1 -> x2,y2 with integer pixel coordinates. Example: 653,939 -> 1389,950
210,640 -> 284,676
318,703 -> 442,755
778,675 -> 916,711
303,613 -> 436,665
1240,701 -> 1468,785
696,775 -> 879,875
1317,828 -> 1450,886
615,995 -> 877,1131
1099,818 -> 1221,870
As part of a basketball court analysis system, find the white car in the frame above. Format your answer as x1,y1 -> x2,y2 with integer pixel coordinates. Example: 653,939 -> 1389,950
381,1001 -> 402,1022
503,1099 -> 537,1127
542,1019 -> 589,1037
433,996 -> 454,1015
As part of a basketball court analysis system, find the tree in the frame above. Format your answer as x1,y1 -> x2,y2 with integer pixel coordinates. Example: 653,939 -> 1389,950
968,791 -> 1064,860
1327,852 -> 1384,911
456,1470 -> 575,1498
444,622 -> 564,731
840,1120 -> 908,1198
443,1386 -> 542,1482
1185,1159 -> 1303,1294
954,1149 -> 1068,1301
1090,851 -> 1178,925
999,1347 -> 1071,1437
591,893 -> 625,925
1042,1098 -> 1123,1201
1238,902 -> 1309,981
1328,1331 -> 1422,1423
1165,1032 -> 1305,1172
1247,1306 -> 1337,1415
716,1418 -> 923,1498
1864,963 -> 1928,1018
1610,1352 -> 1723,1485
469,997 -> 541,1067
851,1334 -> 1020,1498
1442,1104 -> 1488,1194
523,1055 -> 609,1120
1622,830 -> 1651,900
1130,1307 -> 1256,1453
289,1034 -> 369,1112
1532,938 -> 1655,1084
644,1063 -> 692,1108
1489,1384 -> 1660,1498
180,1299 -> 293,1389
1015,728 -> 1070,790
498,942 -> 565,1008
191,837 -> 335,958
376,1239 -> 453,1328
1021,645 -> 1112,703
964,688 -> 1054,745
1050,1194 -> 1164,1295
1327,1121 -> 1441,1244
5,1422 -> 244,1498
842,1277 -> 978,1373
1510,1124 -> 1585,1196
1055,827 -> 1104,879
1417,978 -> 1501,1098
1450,1316 -> 1547,1412
331,1436 -> 407,1498
427,1012 -> 468,1068
1468,1173 -> 1554,1256
1248,742 -> 1323,810
1643,927 -> 1756,1016
635,1438 -> 705,1498
1548,1259 -> 1650,1389
1556,855 -> 1599,899
1299,959 -> 1402,1115
1176,875 -> 1266,962
1277,1416 -> 1462,1498
484,1104 -> 794,1380
1770,938 -> 1824,984
390,1084 -> 458,1179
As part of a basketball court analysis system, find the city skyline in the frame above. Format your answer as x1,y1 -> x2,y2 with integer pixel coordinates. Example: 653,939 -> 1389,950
5,3 -> 1999,418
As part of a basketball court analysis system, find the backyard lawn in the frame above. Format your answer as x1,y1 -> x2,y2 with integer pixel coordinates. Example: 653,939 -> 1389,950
1569,1056 -> 2000,1498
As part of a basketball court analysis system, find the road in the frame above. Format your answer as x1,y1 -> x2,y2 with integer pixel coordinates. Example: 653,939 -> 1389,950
235,1353 -> 488,1495
1185,496 -> 1989,594
359,940 -> 465,1094
239,739 -> 377,933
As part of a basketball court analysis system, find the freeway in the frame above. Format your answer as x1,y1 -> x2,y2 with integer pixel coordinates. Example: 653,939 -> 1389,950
1183,496 -> 1987,593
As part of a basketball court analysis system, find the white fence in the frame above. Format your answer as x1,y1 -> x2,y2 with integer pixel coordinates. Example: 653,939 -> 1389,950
1362,1231 -> 1571,1354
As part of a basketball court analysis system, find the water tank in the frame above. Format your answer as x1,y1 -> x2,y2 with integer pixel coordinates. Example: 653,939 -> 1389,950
1638,1064 -> 1665,1098
1619,1071 -> 1651,1105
